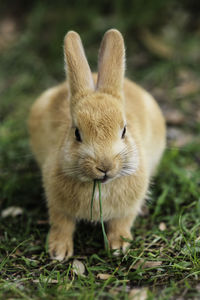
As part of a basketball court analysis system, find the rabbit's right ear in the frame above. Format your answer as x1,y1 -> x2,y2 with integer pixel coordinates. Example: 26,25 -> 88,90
97,29 -> 125,99
64,31 -> 94,102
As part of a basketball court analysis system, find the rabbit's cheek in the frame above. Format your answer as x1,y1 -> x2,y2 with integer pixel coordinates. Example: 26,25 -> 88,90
78,156 -> 96,180
118,146 -> 139,177
78,145 -> 95,160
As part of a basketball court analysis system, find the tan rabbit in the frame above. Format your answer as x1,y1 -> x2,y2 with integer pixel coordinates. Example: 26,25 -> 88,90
29,29 -> 166,261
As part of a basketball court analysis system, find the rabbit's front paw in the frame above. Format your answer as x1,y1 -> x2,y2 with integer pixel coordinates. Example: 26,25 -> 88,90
107,231 -> 132,255
48,227 -> 74,261
107,216 -> 134,255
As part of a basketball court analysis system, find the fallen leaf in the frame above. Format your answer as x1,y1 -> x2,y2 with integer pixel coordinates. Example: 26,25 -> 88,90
72,259 -> 85,276
132,259 -> 162,270
174,81 -> 199,97
32,278 -> 58,283
159,222 -> 166,231
97,273 -> 112,280
129,288 -> 148,300
1,206 -> 23,218
164,109 -> 185,125
145,261 -> 162,268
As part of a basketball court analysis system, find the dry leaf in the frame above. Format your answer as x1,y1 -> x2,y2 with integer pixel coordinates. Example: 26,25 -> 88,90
72,259 -> 85,276
97,273 -> 112,280
129,288 -> 148,300
159,222 -> 166,231
1,206 -> 23,218
131,259 -> 144,269
164,109 -> 185,125
174,81 -> 199,97
143,261 -> 162,268
32,278 -> 58,283
132,259 -> 162,270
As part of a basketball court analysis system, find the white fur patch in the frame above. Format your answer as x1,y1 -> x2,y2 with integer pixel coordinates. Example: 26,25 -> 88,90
112,140 -> 124,157
128,136 -> 139,173
113,136 -> 139,177
80,145 -> 95,159
94,188 -> 109,201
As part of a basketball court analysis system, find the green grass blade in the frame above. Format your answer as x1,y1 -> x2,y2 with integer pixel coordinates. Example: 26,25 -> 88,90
98,181 -> 109,252
90,180 -> 97,220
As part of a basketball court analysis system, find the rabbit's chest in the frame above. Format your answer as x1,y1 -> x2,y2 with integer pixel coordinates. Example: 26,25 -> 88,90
75,184 -> 134,221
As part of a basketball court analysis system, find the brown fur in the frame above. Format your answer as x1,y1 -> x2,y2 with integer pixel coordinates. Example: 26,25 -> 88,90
29,29 -> 166,260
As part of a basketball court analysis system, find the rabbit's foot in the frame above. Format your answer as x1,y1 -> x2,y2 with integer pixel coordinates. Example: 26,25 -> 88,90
48,228 -> 74,261
107,230 -> 132,255
48,216 -> 75,261
107,216 -> 133,255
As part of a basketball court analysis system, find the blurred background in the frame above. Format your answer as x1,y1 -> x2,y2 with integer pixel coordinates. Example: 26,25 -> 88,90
0,0 -> 200,208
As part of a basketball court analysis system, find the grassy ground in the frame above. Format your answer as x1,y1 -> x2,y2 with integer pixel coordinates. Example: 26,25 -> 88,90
0,2 -> 200,299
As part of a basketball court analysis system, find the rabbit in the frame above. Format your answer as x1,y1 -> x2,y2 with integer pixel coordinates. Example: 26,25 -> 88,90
29,29 -> 166,261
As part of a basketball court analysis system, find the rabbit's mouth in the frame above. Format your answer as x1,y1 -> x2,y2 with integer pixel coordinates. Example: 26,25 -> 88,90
99,174 -> 110,184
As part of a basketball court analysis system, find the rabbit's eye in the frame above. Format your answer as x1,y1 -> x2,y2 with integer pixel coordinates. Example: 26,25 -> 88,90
121,126 -> 126,139
75,128 -> 82,142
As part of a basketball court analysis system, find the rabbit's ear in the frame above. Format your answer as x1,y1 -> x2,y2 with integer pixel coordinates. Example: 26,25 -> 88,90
64,31 -> 94,100
97,29 -> 125,98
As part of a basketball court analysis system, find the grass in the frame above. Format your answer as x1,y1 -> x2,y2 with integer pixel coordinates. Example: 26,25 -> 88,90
0,1 -> 200,299
1,145 -> 200,299
91,181 -> 109,252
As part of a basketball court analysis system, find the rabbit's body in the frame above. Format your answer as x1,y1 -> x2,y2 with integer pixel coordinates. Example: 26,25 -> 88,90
29,30 -> 166,260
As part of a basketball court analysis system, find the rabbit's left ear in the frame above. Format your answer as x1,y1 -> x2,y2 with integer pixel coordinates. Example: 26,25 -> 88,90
64,31 -> 94,101
96,29 -> 125,98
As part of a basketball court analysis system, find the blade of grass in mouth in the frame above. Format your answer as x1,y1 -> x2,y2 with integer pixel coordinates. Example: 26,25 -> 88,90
90,180 -> 109,252
90,179 -> 97,220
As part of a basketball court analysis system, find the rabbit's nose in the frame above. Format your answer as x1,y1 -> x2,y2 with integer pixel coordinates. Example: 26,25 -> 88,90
95,158 -> 114,177
95,167 -> 109,183
96,167 -> 107,175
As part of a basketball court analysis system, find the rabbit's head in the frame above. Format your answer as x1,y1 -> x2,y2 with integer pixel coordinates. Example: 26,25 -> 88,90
62,29 -> 139,183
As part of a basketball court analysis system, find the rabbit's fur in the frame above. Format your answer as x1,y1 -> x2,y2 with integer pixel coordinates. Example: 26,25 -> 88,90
29,29 -> 166,260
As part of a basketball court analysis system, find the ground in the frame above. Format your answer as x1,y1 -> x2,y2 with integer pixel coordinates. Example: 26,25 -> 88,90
0,2 -> 200,299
